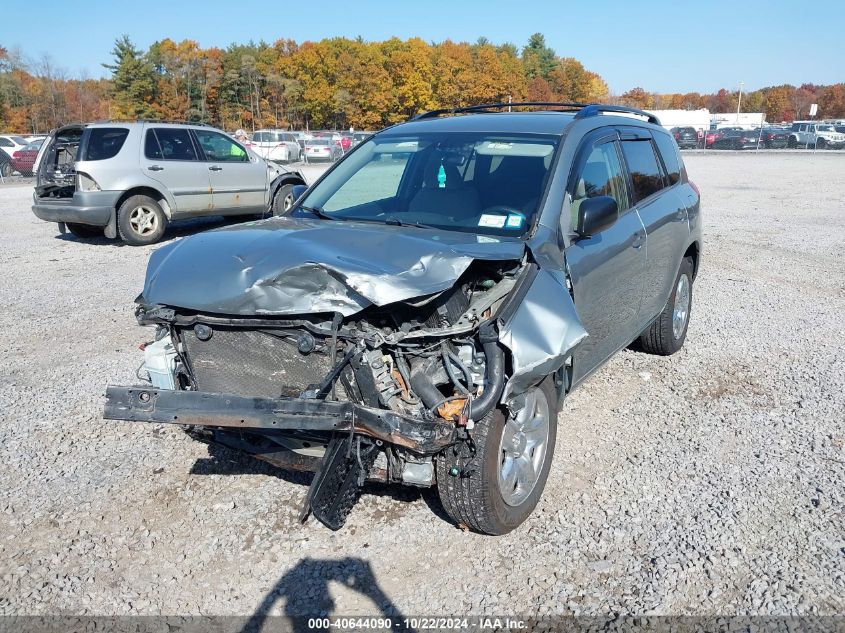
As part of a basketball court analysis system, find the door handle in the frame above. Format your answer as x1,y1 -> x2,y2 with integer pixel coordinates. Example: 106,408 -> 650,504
632,232 -> 645,249
208,165 -> 223,171
147,165 -> 164,172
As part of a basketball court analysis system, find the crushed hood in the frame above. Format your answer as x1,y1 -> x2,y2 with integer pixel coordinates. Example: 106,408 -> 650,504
141,216 -> 525,316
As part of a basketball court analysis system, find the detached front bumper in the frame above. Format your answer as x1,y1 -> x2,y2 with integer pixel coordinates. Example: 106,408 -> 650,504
103,386 -> 456,454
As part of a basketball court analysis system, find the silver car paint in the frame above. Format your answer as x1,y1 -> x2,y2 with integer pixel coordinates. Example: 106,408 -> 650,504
139,113 -> 701,402
141,216 -> 526,316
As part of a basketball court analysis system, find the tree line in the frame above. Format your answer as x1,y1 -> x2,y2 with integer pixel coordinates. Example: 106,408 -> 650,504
1,34 -> 844,134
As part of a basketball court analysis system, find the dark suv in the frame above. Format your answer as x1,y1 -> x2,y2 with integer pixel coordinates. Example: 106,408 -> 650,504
105,103 -> 702,535
670,126 -> 700,149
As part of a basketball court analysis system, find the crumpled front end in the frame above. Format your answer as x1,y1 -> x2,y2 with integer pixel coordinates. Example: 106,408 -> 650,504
104,219 -> 588,529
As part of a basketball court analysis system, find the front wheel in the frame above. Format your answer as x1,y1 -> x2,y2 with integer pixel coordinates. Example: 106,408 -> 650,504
816,138 -> 826,149
638,257 -> 694,355
272,183 -> 295,216
436,379 -> 557,535
0,161 -> 11,177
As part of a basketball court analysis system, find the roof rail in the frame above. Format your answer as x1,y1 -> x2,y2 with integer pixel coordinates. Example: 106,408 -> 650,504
411,102 -> 589,120
95,119 -> 211,126
574,104 -> 661,125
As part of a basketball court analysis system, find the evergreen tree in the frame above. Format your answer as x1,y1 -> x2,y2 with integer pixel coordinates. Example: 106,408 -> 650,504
103,35 -> 157,118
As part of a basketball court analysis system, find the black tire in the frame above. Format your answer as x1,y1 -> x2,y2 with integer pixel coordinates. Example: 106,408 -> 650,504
436,379 -> 557,535
66,223 -> 103,238
787,136 -> 797,149
638,257 -> 694,356
272,183 -> 296,216
816,138 -> 826,150
0,160 -> 11,177
117,194 -> 167,245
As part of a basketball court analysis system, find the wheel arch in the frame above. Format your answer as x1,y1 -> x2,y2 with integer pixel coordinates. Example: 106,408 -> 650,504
115,186 -> 173,219
684,240 -> 701,279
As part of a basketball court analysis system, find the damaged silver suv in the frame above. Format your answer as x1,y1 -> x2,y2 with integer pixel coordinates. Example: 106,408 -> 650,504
105,103 -> 702,534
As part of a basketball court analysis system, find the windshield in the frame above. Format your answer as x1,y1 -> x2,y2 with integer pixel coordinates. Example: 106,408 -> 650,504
297,132 -> 559,237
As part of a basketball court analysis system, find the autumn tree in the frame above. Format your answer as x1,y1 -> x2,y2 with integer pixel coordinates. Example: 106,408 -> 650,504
818,84 -> 845,118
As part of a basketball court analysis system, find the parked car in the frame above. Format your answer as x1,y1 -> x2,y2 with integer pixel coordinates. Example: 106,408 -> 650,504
104,103 -> 701,535
303,138 -> 342,161
250,130 -> 302,163
351,132 -> 374,147
670,127 -> 699,149
704,129 -> 724,148
10,139 -> 44,176
711,129 -> 759,150
759,127 -> 789,149
0,134 -> 29,158
31,121 -> 306,245
788,121 -> 845,149
292,131 -> 313,151
0,134 -> 29,175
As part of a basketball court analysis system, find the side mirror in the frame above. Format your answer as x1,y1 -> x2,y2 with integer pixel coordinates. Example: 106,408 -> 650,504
291,184 -> 308,205
576,195 -> 618,237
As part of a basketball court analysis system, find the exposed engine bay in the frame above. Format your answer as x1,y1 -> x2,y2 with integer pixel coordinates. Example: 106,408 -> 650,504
136,260 -> 518,483
104,214 -> 589,531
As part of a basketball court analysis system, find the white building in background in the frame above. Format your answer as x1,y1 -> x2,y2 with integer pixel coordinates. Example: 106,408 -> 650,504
645,109 -> 711,132
645,109 -> 767,132
710,112 -> 766,129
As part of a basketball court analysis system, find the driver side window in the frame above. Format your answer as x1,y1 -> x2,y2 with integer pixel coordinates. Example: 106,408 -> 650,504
569,141 -> 629,232
193,129 -> 249,163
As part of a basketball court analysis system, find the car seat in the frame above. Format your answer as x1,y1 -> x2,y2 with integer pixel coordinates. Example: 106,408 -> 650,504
408,154 -> 481,221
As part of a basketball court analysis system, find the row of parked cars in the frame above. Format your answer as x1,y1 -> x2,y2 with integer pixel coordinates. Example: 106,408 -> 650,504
244,129 -> 374,163
669,121 -> 845,150
0,128 -> 377,178
0,134 -> 47,177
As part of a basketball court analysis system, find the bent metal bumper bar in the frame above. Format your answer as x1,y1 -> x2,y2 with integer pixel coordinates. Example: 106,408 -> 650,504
103,386 -> 456,454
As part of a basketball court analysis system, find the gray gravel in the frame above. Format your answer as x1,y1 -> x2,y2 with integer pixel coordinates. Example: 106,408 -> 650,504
0,153 -> 843,617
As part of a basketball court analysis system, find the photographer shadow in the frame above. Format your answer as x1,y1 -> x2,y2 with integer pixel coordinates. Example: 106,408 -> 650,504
240,557 -> 408,633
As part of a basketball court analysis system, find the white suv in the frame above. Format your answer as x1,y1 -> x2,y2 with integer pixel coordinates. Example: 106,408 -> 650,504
31,121 -> 307,245
250,130 -> 302,163
788,121 -> 845,149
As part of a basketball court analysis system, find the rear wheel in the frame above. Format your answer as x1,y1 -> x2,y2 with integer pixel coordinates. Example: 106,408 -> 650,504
66,223 -> 103,238
638,257 -> 694,355
816,138 -> 826,149
787,136 -> 797,149
436,379 -> 557,535
0,160 -> 11,177
117,195 -> 167,245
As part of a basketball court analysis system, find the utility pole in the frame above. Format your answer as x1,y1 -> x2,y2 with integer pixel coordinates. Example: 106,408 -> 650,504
736,81 -> 744,123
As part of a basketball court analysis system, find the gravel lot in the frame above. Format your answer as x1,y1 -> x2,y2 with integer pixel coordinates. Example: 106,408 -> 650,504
0,153 -> 843,618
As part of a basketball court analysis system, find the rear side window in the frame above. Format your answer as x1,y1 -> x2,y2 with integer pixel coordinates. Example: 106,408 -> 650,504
80,128 -> 129,161
145,128 -> 198,161
620,140 -> 665,202
652,133 -> 682,185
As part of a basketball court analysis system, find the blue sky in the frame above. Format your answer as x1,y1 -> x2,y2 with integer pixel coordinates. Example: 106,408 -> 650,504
1,0 -> 842,93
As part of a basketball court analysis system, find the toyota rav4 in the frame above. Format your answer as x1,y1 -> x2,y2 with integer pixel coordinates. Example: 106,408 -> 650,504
104,103 -> 702,534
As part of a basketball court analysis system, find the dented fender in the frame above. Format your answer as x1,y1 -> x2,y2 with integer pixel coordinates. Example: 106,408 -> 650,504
498,267 -> 587,401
